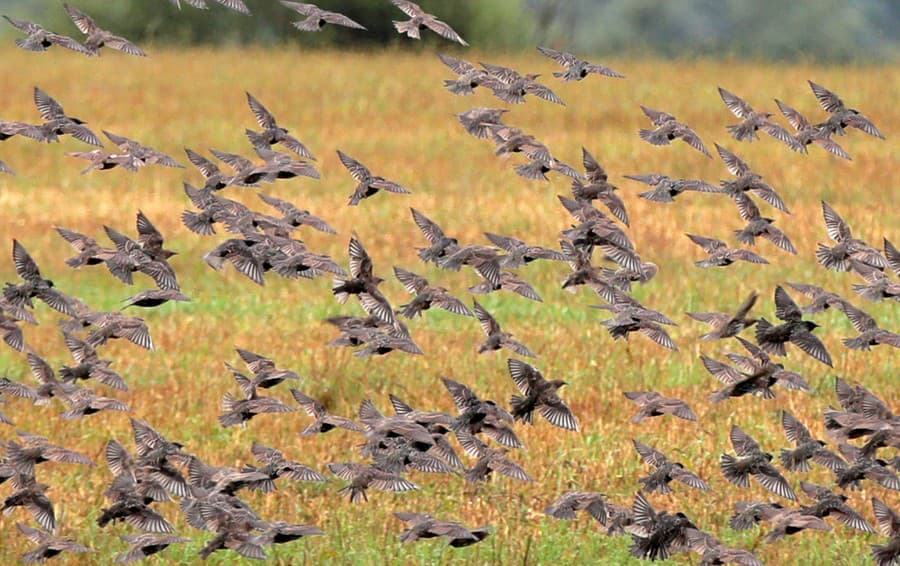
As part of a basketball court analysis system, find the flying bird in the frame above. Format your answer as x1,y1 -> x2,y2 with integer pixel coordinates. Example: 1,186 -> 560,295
280,2 -> 366,31
638,106 -> 711,157
390,0 -> 467,46
536,46 -> 624,81
64,3 -> 147,56
3,15 -> 93,55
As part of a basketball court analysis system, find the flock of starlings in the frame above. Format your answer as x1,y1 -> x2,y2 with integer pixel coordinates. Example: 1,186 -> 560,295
0,1 -> 897,564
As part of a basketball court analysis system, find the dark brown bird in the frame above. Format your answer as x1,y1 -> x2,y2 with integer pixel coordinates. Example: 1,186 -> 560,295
718,87 -> 799,148
291,388 -> 362,436
68,149 -> 144,175
687,291 -> 759,339
837,302 -> 900,351
480,63 -> 565,106
331,233 -> 386,305
628,492 -> 697,561
473,299 -> 535,357
599,304 -> 679,351
716,144 -> 790,213
246,441 -> 327,492
244,92 -> 315,159
3,15 -> 93,55
455,107 -> 508,139
438,54 -> 492,95
799,481 -> 875,533
537,46 -> 624,81
731,501 -> 830,542
27,87 -> 101,146
683,528 -> 763,566
775,98 -> 851,159
469,270 -> 543,302
733,194 -> 796,254
486,232 -> 567,268
2,477 -> 56,531
280,1 -> 366,31
394,512 -> 492,547
393,267 -> 473,318
633,440 -> 710,493
544,491 -> 609,524
703,348 -> 809,403
15,523 -> 92,563
103,130 -> 184,168
785,282 -> 851,314
639,106 -> 711,157
218,389 -> 295,427
257,193 -> 335,234
623,391 -> 696,423
850,259 -> 900,302
5,239 -> 80,316
75,310 -> 155,350
456,431 -> 532,483
685,234 -> 769,268
755,285 -> 832,366
391,0 -> 467,45
337,150 -> 411,205
59,387 -> 132,420
872,497 -> 900,566
779,410 -> 838,472
808,80 -> 885,139
115,534 -> 191,564
817,201 -> 887,272
328,463 -> 418,503
720,425 -> 797,500
231,347 -> 300,390
122,289 -> 190,309
4,430 -> 95,478
64,3 -> 147,56
506,358 -> 577,431
410,207 -> 460,264
440,376 -> 521,449
571,147 -> 630,225
626,174 -> 720,203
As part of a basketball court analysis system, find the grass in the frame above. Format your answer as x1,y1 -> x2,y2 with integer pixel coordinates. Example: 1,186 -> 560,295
0,44 -> 897,565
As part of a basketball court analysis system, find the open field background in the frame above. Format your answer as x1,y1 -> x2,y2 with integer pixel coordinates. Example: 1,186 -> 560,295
0,44 -> 897,564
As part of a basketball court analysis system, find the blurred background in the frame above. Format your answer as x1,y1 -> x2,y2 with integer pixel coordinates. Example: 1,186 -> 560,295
1,0 -> 898,62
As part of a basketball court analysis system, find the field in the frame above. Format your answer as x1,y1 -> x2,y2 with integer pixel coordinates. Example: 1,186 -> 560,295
0,44 -> 897,565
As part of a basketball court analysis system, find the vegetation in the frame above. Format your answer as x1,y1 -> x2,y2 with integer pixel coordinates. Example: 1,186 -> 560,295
0,45 -> 896,565
1,0 -> 897,61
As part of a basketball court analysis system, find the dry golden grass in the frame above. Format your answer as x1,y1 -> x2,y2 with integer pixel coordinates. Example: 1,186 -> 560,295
0,45 -> 897,564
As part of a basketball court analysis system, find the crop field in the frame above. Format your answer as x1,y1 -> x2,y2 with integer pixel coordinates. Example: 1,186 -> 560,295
0,44 -> 897,565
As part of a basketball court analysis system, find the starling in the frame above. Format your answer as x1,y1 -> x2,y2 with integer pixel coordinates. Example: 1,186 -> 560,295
808,80 -> 885,139
633,440 -> 710,493
544,491 -> 608,523
63,3 -> 147,56
537,46 -> 624,81
280,1 -> 366,31
394,512 -> 492,547
3,15 -> 93,55
391,0 -> 467,45
16,523 -> 92,563
687,291 -> 759,339
473,299 -> 536,357
755,285 -> 832,366
506,358 -> 577,431
720,425 -> 797,500
798,481 -> 875,533
778,410 -> 837,472
685,234 -> 768,268
638,106 -> 711,157
717,87 -> 798,148
628,492 -> 697,561
623,391 -> 696,423
328,463 -> 418,503
774,98 -> 851,159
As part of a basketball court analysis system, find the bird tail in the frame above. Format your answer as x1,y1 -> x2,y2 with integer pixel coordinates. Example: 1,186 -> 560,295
779,448 -> 811,472
443,79 -> 475,95
815,243 -> 849,271
509,395 -> 534,424
181,210 -> 216,236
734,227 -> 755,246
331,278 -> 350,304
872,543 -> 897,566
393,20 -> 420,39
339,485 -> 367,503
719,454 -> 750,487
